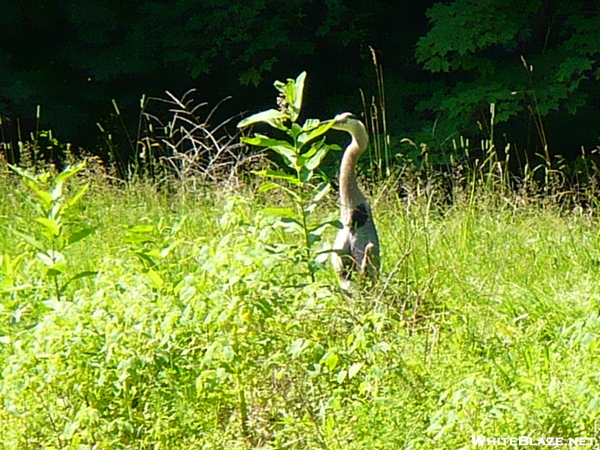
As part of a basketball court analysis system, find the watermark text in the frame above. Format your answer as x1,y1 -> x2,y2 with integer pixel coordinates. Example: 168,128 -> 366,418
472,436 -> 597,447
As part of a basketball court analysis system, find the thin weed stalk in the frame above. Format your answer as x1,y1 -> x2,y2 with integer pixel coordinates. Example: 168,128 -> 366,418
361,47 -> 391,182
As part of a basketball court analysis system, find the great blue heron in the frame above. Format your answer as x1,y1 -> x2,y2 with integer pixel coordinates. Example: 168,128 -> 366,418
330,112 -> 380,288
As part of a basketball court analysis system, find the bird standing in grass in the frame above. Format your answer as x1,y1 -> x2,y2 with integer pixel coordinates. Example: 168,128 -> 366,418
330,112 -> 380,288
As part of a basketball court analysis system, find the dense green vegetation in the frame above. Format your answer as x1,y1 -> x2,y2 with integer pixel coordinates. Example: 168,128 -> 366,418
1,0 -> 599,164
1,3 -> 600,443
0,151 -> 599,448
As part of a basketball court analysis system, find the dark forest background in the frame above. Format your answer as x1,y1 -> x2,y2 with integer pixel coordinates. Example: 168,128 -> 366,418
1,0 -> 599,170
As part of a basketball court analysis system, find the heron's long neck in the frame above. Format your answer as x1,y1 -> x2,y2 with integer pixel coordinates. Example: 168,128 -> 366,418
339,125 -> 369,212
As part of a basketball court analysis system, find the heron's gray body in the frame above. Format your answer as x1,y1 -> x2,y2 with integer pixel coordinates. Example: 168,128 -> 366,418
331,204 -> 380,288
330,113 -> 380,287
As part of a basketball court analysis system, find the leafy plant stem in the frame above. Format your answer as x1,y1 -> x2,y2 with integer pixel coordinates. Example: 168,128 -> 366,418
237,72 -> 339,283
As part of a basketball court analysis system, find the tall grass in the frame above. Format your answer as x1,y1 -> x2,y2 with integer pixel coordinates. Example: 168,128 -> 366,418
0,147 -> 599,449
361,46 -> 391,182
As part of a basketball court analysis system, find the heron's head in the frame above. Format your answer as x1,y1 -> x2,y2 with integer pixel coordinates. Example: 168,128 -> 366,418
331,112 -> 362,132
331,112 -> 368,145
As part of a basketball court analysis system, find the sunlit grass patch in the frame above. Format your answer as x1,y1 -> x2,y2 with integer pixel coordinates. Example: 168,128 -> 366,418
0,162 -> 599,449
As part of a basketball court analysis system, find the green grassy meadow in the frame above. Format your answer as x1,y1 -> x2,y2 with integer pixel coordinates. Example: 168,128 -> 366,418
0,164 -> 599,449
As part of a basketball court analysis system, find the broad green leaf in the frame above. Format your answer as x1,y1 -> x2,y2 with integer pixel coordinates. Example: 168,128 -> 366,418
299,143 -> 318,160
38,252 -> 67,275
334,219 -> 344,229
302,118 -> 321,131
36,250 -> 65,267
65,183 -> 90,209
308,232 -> 322,246
324,352 -> 339,371
54,162 -> 86,184
243,135 -> 297,168
47,267 -> 64,277
237,109 -> 288,129
291,71 -> 306,120
146,269 -> 164,288
135,252 -> 157,267
304,203 -> 317,216
257,181 -> 282,193
275,218 -> 304,234
36,217 -> 61,237
305,144 -> 330,171
314,248 -> 333,263
10,229 -> 46,251
258,181 -> 301,202
252,170 -> 302,186
8,164 -> 38,183
22,178 -> 52,209
143,248 -> 162,260
242,135 -> 293,151
309,220 -> 337,235
348,362 -> 364,379
60,271 -> 98,292
299,166 -> 313,183
263,207 -> 301,220
289,122 -> 303,139
67,227 -> 97,246
298,120 -> 336,146
312,183 -> 331,203
337,369 -> 347,384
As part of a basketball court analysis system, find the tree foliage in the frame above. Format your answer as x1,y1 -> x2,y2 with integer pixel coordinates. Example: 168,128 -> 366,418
0,0 -> 375,140
2,0 -> 600,162
416,0 -> 600,139
63,0 -> 371,84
